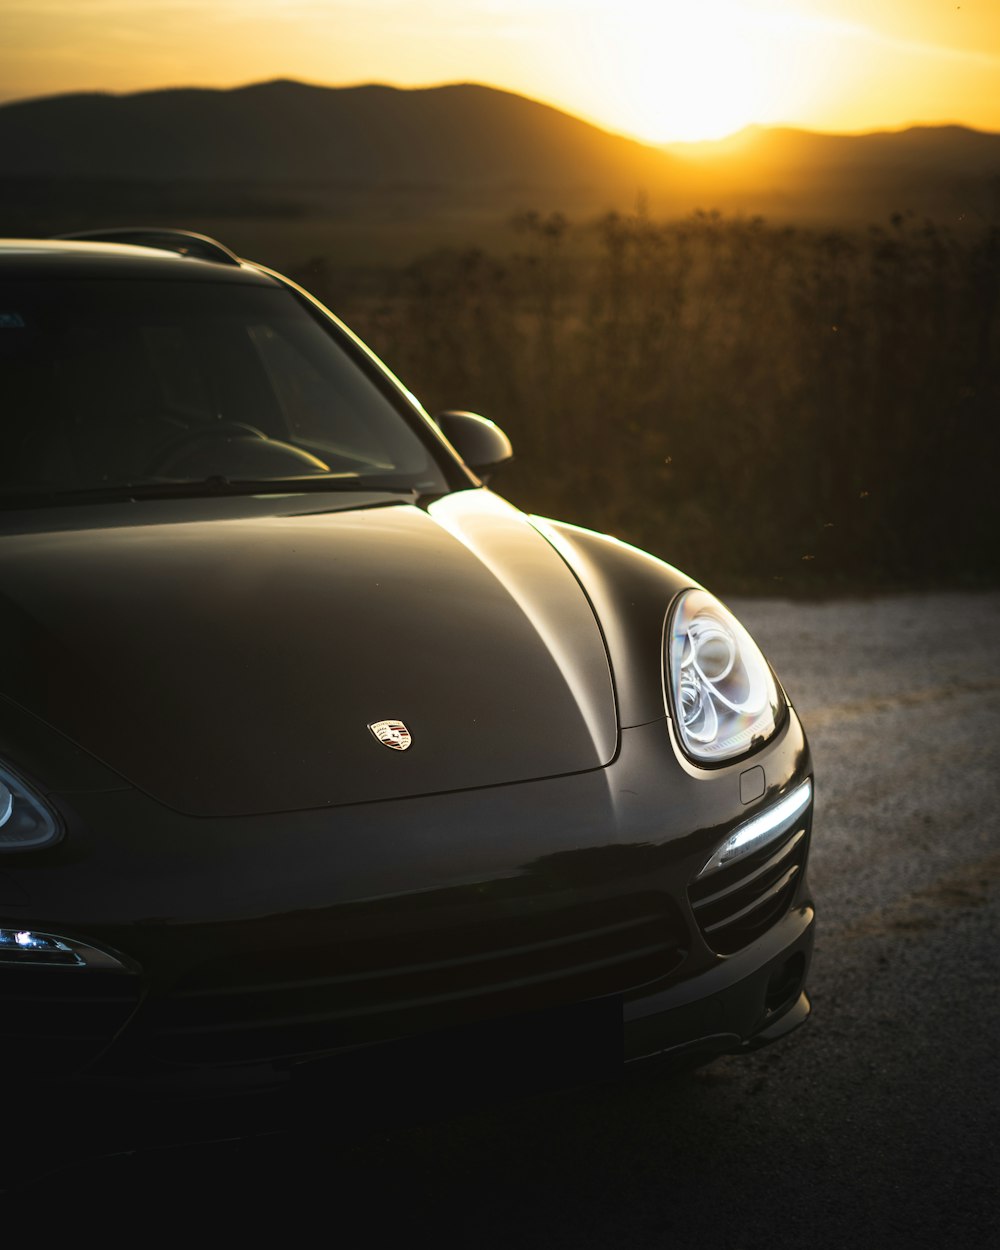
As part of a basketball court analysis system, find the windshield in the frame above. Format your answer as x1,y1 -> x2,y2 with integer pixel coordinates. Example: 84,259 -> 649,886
0,276 -> 451,503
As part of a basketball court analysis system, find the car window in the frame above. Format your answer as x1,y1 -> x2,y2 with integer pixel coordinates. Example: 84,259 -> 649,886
142,323 -> 217,419
248,322 -> 393,468
0,277 -> 449,499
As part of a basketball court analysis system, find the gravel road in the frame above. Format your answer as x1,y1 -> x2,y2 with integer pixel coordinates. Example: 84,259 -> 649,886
13,594 -> 1000,1244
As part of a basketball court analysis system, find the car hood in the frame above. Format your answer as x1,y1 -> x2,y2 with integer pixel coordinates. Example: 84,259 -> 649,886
0,490 -> 617,816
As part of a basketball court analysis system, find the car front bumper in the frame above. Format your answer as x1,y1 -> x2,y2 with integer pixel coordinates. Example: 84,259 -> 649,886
1,709 -> 814,1109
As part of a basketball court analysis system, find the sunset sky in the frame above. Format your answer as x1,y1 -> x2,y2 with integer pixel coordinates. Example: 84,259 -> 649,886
2,0 -> 999,142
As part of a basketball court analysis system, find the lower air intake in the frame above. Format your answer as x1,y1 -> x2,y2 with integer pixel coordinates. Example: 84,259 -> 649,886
689,821 -> 809,956
138,891 -> 686,1065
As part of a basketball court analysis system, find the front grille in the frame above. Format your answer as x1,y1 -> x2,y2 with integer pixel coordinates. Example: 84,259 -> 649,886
138,892 -> 685,1065
689,824 -> 808,956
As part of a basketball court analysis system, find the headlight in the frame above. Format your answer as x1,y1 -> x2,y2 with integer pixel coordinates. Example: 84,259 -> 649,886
0,763 -> 61,852
665,589 -> 784,764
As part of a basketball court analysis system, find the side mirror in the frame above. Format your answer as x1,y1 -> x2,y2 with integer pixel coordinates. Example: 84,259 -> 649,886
434,410 -> 513,483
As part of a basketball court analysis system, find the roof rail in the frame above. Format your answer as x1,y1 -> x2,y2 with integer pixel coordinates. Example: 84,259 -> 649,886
53,228 -> 242,266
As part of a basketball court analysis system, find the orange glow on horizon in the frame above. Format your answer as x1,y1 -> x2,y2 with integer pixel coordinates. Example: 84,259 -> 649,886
1,1 -> 999,143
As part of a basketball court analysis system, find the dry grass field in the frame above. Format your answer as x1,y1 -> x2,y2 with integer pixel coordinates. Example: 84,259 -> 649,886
4,164 -> 996,592
307,208 -> 1000,594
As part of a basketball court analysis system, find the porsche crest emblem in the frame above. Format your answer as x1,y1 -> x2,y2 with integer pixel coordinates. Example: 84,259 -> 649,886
368,720 -> 412,751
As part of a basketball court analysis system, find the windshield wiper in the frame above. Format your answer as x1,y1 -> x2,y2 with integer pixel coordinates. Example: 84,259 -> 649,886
0,475 -> 422,509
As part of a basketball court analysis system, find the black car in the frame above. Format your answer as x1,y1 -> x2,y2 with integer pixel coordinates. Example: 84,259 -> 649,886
0,230 -> 814,1123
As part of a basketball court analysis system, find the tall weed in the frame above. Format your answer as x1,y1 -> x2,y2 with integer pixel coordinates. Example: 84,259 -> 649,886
298,209 -> 1000,592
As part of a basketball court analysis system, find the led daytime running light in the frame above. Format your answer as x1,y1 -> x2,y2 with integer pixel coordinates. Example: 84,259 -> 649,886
0,928 -> 134,971
698,779 -> 813,878
0,928 -> 82,966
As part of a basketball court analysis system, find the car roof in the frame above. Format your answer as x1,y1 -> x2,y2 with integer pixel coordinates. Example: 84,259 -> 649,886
0,238 -> 278,286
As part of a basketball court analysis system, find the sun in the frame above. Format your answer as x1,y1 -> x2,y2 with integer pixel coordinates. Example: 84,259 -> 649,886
584,1 -> 796,143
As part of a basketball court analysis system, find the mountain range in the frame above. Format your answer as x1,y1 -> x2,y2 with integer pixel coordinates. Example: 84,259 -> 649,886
2,79 -> 998,228
0,80 -> 669,193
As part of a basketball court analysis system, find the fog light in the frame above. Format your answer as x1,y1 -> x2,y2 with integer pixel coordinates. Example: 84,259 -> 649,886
698,778 -> 813,877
